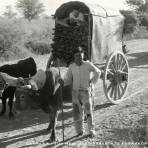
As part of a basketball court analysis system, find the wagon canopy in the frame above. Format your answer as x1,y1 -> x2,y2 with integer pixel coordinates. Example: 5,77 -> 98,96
54,1 -> 124,64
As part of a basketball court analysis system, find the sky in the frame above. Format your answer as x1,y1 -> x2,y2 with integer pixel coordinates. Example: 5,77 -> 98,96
0,0 -> 127,16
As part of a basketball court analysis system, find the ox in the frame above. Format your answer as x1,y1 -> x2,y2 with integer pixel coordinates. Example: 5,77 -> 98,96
0,67 -> 71,142
0,57 -> 37,118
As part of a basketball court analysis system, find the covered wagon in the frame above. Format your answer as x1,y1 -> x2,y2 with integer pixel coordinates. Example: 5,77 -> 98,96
49,1 -> 129,104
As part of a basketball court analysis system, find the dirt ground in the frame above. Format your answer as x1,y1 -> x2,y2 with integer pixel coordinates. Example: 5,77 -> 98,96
0,39 -> 148,148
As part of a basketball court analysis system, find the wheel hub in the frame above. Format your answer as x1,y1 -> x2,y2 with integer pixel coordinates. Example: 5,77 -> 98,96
113,70 -> 128,85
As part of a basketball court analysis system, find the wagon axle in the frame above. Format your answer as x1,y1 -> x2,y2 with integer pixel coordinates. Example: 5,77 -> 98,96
108,70 -> 128,84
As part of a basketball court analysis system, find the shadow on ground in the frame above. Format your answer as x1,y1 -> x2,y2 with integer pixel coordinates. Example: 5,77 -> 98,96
94,103 -> 114,111
0,128 -> 49,147
127,52 -> 148,68
0,103 -> 72,134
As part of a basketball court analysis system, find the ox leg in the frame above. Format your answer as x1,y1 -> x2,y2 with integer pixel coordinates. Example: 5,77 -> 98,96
49,108 -> 59,142
8,97 -> 14,118
0,97 -> 6,116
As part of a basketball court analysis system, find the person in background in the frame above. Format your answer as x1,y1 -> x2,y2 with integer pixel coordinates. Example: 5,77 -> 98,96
63,46 -> 101,138
55,9 -> 85,27
69,9 -> 85,26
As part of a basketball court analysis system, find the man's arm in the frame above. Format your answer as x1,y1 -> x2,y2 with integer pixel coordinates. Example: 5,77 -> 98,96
89,62 -> 101,84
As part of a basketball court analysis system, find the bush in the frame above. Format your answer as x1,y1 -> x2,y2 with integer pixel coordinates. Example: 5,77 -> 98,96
0,34 -> 11,54
120,10 -> 139,34
22,18 -> 53,54
140,14 -> 148,30
25,40 -> 51,54
0,18 -> 23,54
0,17 -> 54,60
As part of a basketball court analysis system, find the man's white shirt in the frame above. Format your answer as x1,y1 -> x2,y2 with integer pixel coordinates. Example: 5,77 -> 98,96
64,61 -> 100,91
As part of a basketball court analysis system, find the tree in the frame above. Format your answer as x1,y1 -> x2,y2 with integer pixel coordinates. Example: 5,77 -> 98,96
126,0 -> 148,28
3,5 -> 17,19
126,0 -> 148,14
16,0 -> 45,21
120,10 -> 139,34
140,14 -> 148,29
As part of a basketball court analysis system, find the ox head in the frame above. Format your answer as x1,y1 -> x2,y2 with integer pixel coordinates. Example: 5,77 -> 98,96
0,73 -> 6,97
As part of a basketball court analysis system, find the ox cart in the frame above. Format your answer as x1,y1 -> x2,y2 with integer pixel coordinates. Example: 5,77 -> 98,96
50,1 -> 129,104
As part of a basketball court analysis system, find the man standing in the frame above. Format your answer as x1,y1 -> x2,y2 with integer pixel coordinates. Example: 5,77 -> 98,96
64,46 -> 101,138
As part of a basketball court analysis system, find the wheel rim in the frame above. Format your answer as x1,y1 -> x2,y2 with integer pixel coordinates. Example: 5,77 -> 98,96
103,51 -> 129,104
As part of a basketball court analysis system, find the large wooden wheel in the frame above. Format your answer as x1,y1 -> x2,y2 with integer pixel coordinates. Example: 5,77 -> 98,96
103,51 -> 129,104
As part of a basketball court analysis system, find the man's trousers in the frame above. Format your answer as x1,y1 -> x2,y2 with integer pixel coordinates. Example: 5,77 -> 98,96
72,89 -> 95,134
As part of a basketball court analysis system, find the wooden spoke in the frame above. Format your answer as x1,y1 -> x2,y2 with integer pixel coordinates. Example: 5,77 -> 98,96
107,69 -> 114,75
112,56 -> 117,71
119,83 -> 124,97
119,81 -> 127,96
110,83 -> 115,98
116,53 -> 120,70
119,83 -> 124,92
114,84 -> 118,100
121,63 -> 127,71
107,82 -> 113,92
110,62 -> 116,72
103,51 -> 129,104
119,56 -> 123,70
117,84 -> 121,99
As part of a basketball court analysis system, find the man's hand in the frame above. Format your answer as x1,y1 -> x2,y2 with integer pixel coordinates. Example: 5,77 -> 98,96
100,70 -> 113,80
58,78 -> 64,86
17,77 -> 25,87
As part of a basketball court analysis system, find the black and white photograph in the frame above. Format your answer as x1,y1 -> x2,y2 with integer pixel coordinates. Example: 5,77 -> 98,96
0,0 -> 148,147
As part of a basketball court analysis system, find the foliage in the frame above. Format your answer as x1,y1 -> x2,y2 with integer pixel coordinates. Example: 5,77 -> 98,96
25,40 -> 51,54
120,10 -> 139,34
125,0 -> 148,28
16,0 -> 45,21
140,14 -> 148,30
126,0 -> 145,10
134,26 -> 148,38
138,0 -> 148,14
23,18 -> 53,54
0,19 -> 23,55
126,0 -> 148,14
52,24 -> 89,65
3,5 -> 17,19
0,17 -> 54,60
